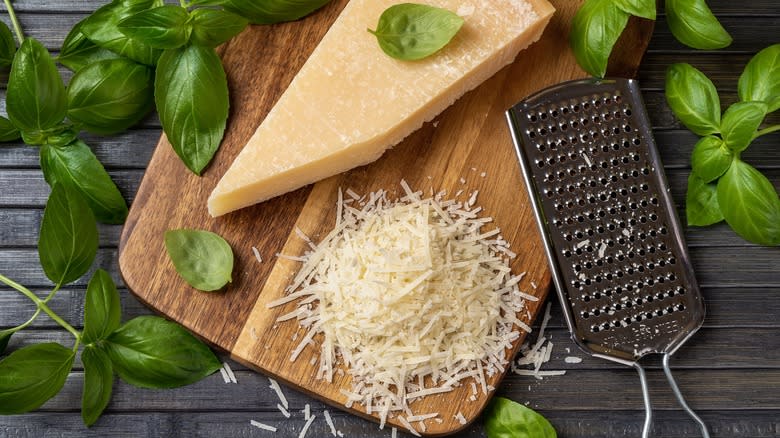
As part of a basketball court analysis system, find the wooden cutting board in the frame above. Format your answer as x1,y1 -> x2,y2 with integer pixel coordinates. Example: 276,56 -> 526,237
118,0 -> 652,434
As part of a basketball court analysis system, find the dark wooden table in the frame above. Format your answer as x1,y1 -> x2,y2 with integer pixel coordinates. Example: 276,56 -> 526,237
1,1 -> 778,437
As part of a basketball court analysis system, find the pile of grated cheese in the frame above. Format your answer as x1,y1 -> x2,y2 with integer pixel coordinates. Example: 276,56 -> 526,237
268,181 -> 534,432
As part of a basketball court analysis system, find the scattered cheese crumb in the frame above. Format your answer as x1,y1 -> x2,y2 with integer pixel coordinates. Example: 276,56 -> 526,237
480,171 -> 486,177
303,404 -> 310,421
299,415 -> 316,438
576,239 -> 590,249
324,410 -> 337,436
455,412 -> 467,425
252,246 -> 263,264
277,404 -> 291,418
565,356 -> 583,364
222,362 -> 237,384
250,420 -> 277,432
398,416 -> 421,437
598,242 -> 607,258
391,427 -> 398,438
459,177 -> 466,184
269,378 -> 289,409
219,366 -> 230,384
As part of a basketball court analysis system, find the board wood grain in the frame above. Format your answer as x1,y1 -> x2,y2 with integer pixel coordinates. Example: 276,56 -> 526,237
118,0 -> 653,435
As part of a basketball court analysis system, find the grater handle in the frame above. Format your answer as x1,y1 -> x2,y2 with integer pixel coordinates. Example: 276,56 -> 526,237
633,362 -> 653,438
662,354 -> 711,438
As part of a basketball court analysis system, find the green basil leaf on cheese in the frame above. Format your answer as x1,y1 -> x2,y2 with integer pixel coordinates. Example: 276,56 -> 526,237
0,343 -> 75,414
164,229 -> 234,291
720,101 -> 767,153
717,159 -> 780,246
67,58 -> 154,135
81,0 -> 163,66
118,5 -> 191,50
738,44 -> 780,112
484,397 -> 557,438
690,136 -> 731,183
0,21 -> 16,68
81,346 -> 113,427
665,63 -> 721,136
221,0 -> 332,25
83,269 -> 122,345
57,19 -> 121,72
570,0 -> 630,78
189,8 -> 248,47
368,3 -> 464,61
0,116 -> 21,142
665,0 -> 732,50
686,171 -> 724,227
155,45 -> 228,175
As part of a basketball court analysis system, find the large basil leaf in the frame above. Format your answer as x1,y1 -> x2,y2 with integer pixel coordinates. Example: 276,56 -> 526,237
665,63 -> 721,136
0,331 -> 11,355
0,343 -> 75,414
0,21 -> 16,68
367,4 -> 464,61
686,172 -> 724,226
164,229 -> 233,291
103,316 -> 221,388
155,45 -> 228,175
665,0 -> 731,50
81,0 -> 164,66
691,136 -> 731,183
614,0 -> 655,20
222,0 -> 332,25
39,140 -> 128,224
0,116 -> 21,142
738,44 -> 780,112
189,8 -> 248,47
484,397 -> 557,438
717,159 -> 780,246
118,5 -> 191,50
57,19 -> 121,72
7,38 -> 67,133
38,183 -> 98,286
570,0 -> 630,79
81,346 -> 113,427
82,269 -> 121,345
720,101 -> 767,152
66,58 -> 154,135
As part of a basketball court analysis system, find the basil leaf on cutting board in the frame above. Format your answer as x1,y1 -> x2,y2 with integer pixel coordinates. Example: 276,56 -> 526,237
368,3 -> 464,61
103,316 -> 221,388
686,172 -> 724,226
66,58 -> 154,135
664,0 -> 732,50
81,346 -> 114,427
57,19 -> 121,72
717,159 -> 780,246
570,0 -> 630,78
738,44 -> 780,112
164,229 -> 234,291
484,397 -> 557,438
82,269 -> 122,345
38,183 -> 98,287
614,0 -> 656,21
0,343 -> 75,414
221,0 -> 333,25
155,45 -> 229,175
690,136 -> 731,183
665,63 -> 721,136
0,21 -> 16,68
720,101 -> 767,152
189,8 -> 248,47
0,117 -> 21,142
81,0 -> 164,66
118,5 -> 191,50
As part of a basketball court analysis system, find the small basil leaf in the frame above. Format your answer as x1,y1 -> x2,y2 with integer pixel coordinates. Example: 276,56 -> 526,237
164,229 -> 233,291
0,116 -> 21,142
367,4 -> 464,61
570,0 -> 630,79
81,346 -> 113,427
104,316 -> 221,388
0,343 -> 75,414
484,396 -> 557,438
686,172 -> 724,226
155,45 -> 228,175
665,0 -> 731,50
38,184 -> 98,286
7,38 -> 67,132
738,44 -> 780,112
0,331 -> 11,355
57,19 -> 121,72
189,9 -> 248,47
39,140 -> 128,224
66,58 -> 154,135
691,136 -> 731,183
614,0 -> 656,20
717,159 -> 780,246
665,63 -> 721,136
21,124 -> 79,147
81,0 -> 163,66
0,21 -> 16,68
118,5 -> 191,50
83,269 -> 121,345
720,101 -> 767,152
221,0 -> 332,25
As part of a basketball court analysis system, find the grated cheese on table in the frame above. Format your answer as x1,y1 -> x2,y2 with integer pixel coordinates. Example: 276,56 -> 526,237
269,378 -> 288,409
250,420 -> 277,432
324,409 -> 337,436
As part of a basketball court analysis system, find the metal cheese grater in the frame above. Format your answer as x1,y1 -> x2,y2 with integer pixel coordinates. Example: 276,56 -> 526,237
506,79 -> 709,437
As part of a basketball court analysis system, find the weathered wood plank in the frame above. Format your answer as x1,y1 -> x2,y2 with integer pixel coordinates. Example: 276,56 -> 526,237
637,53 -> 754,90
0,169 -> 139,206
644,91 -> 780,130
0,209 -> 122,246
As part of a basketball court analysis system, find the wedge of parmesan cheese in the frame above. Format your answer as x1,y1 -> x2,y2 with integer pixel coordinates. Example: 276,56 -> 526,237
207,0 -> 554,216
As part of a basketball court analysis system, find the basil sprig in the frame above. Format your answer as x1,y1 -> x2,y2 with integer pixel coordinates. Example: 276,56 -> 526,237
666,45 -> 780,245
368,3 -> 464,61
484,397 -> 557,438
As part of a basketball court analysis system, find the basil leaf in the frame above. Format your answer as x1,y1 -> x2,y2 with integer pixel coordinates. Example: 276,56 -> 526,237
665,63 -> 721,136
22,123 -> 79,147
155,45 -> 228,175
104,316 -> 221,388
0,116 -> 21,142
38,184 -> 98,286
0,331 -> 11,355
81,346 -> 113,427
7,38 -> 67,133
717,159 -> 780,246
485,397 -> 557,438
686,171 -> 724,226
691,135 -> 731,183
66,58 -> 154,135
118,5 -> 191,50
614,0 -> 656,20
570,0 -> 630,79
81,0 -> 164,66
57,19 -> 121,72
83,269 -> 121,345
367,4 -> 464,61
738,44 -> 780,112
39,139 -> 128,224
0,21 -> 16,68
164,229 -> 233,291
665,0 -> 731,50
0,343 -> 75,414
221,0 -> 332,25
720,101 -> 767,152
189,9 -> 248,47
